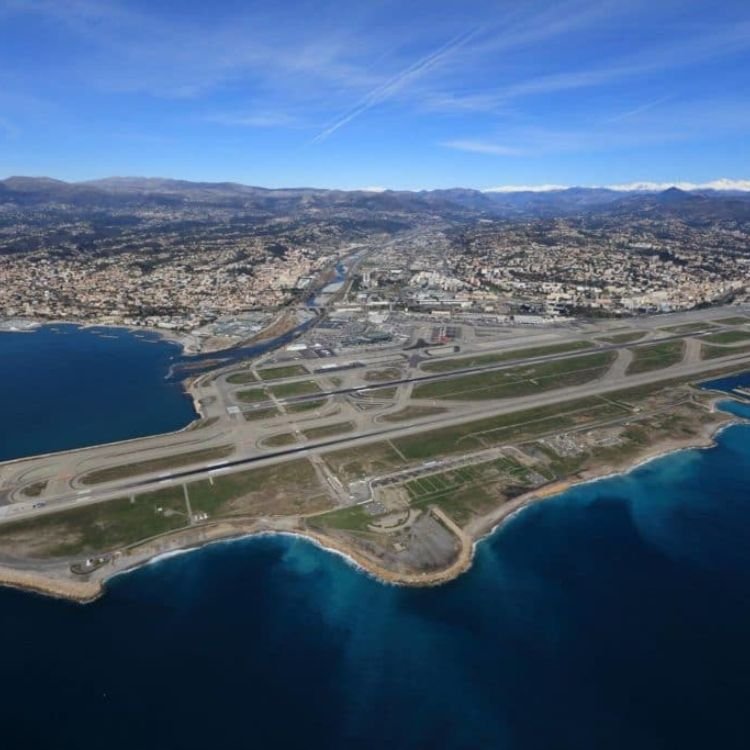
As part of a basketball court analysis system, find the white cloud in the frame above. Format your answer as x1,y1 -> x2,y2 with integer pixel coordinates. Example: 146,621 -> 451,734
312,27 -> 479,143
606,179 -> 750,192
207,112 -> 299,128
421,18 -> 750,115
442,140 -> 526,157
484,184 -> 569,193
483,178 -> 750,193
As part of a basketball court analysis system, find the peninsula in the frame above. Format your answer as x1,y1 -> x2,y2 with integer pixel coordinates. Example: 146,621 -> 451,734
1,299 -> 749,602
3,178 -> 750,601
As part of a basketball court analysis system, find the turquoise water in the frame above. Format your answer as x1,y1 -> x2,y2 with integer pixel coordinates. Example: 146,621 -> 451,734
2,400 -> 750,747
0,325 -> 196,461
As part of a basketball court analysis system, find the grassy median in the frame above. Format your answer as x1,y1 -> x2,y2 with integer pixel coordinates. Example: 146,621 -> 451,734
421,340 -> 592,373
413,351 -> 615,401
80,445 -> 234,486
626,340 -> 685,374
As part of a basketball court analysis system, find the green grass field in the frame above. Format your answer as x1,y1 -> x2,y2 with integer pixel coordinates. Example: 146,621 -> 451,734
226,370 -> 258,384
702,342 -> 750,360
358,386 -> 398,400
413,351 -> 615,401
236,388 -> 269,403
323,442 -> 404,481
420,340 -> 592,373
243,406 -> 281,421
661,322 -> 716,334
80,445 -> 234,485
392,396 -> 629,461
713,316 -> 750,326
303,422 -> 354,440
21,481 -> 47,497
307,504 -> 374,532
597,331 -> 647,344
380,405 -> 447,422
264,432 -> 299,448
270,380 -> 322,399
401,456 -> 530,524
187,459 -> 325,518
0,457 -> 335,558
258,364 -> 309,381
702,330 -> 750,345
626,340 -> 685,374
363,367 -> 402,382
0,487 -> 188,557
286,398 -> 329,413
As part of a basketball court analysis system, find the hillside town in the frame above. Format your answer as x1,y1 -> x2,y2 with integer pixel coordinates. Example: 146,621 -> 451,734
1,180 -> 750,332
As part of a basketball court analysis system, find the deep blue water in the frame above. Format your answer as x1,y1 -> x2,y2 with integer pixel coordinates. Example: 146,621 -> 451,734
2,400 -> 750,748
0,325 -> 196,461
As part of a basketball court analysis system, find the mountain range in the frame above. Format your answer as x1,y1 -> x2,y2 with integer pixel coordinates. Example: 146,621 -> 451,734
2,176 -> 750,224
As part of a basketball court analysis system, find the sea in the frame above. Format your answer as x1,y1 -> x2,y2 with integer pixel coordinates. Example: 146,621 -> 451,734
0,324 -> 196,461
2,327 -> 750,749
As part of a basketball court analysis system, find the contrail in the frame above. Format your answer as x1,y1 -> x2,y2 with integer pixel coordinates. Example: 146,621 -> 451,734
312,27 -> 480,143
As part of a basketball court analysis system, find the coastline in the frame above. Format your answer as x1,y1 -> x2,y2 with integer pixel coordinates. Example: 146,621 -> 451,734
0,565 -> 102,603
468,404 -> 738,548
0,315 -> 269,356
0,322 -> 233,468
1,401 -> 741,605
0,313 -> 307,450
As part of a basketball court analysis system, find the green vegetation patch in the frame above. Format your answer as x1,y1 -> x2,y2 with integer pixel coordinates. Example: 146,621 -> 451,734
286,398 -> 329,413
393,396 -> 629,461
702,330 -> 750,345
380,405 -> 447,422
597,331 -> 647,344
307,504 -> 373,532
421,483 -> 502,526
534,403 -> 716,484
713,316 -> 750,326
357,386 -> 398,400
21,480 -> 48,498
264,432 -> 299,448
421,340 -> 593,373
226,370 -> 258,384
401,456 -> 530,525
413,351 -> 615,401
258,364 -> 309,381
80,445 -> 234,486
0,488 -> 188,558
701,343 -> 750,360
187,459 -> 328,518
323,442 -> 404,481
363,367 -> 402,382
661,322 -> 716,334
303,422 -> 354,441
243,405 -> 281,421
626,340 -> 685,374
270,380 -> 322,399
236,388 -> 269,403
534,443 -> 588,479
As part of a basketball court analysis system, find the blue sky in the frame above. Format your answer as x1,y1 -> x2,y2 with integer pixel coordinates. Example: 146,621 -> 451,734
0,0 -> 748,189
